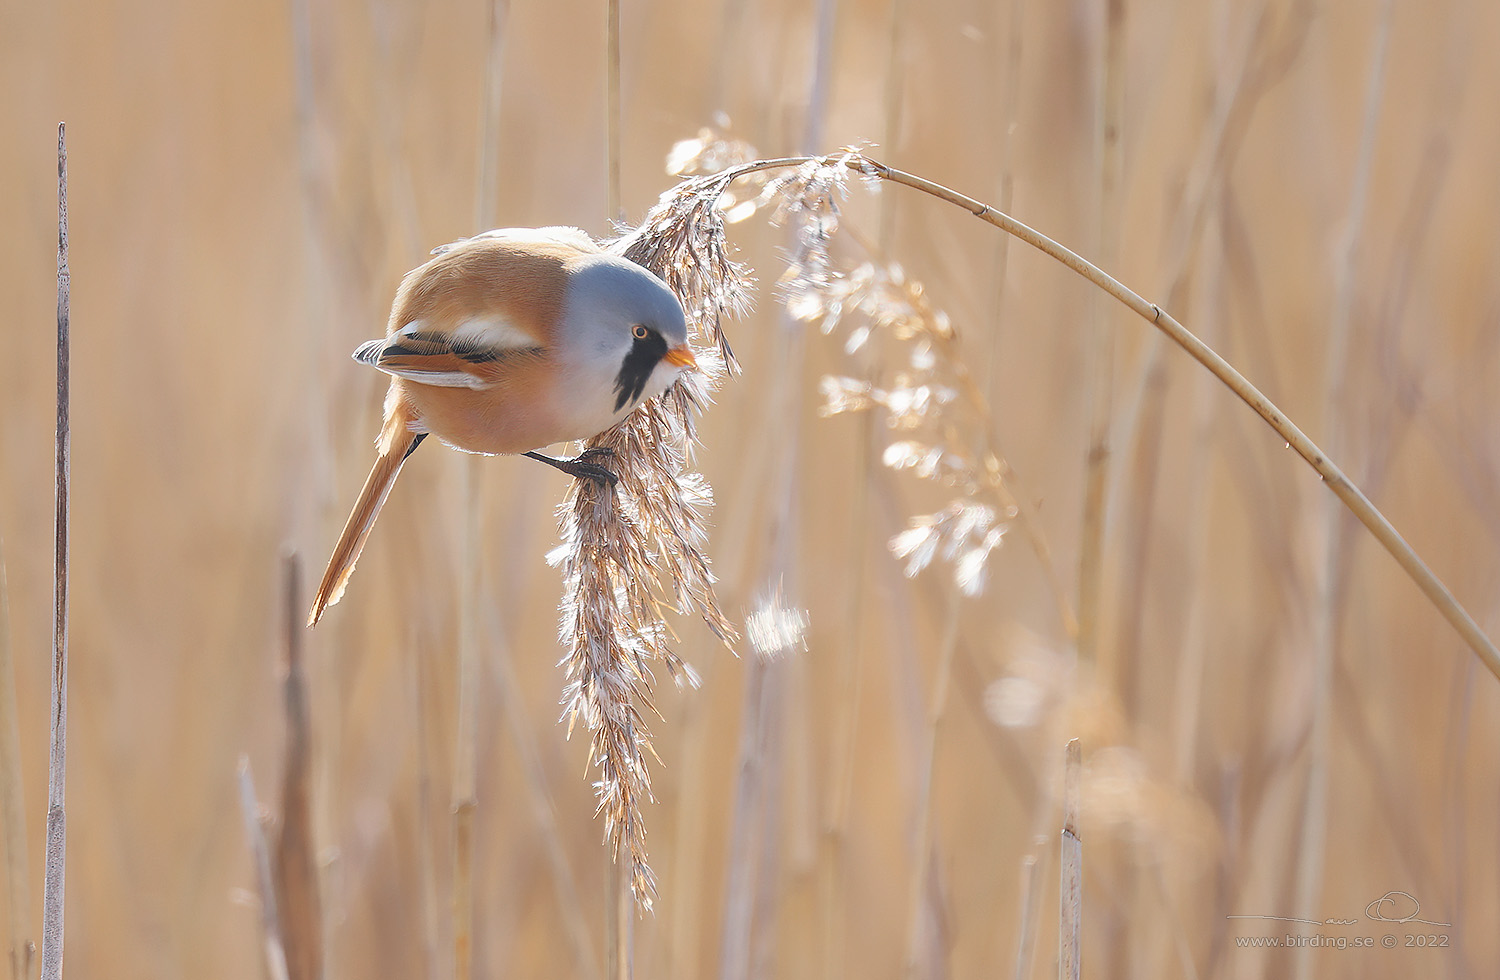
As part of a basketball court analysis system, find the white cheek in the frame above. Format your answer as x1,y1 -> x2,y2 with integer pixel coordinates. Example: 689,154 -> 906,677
644,363 -> 685,400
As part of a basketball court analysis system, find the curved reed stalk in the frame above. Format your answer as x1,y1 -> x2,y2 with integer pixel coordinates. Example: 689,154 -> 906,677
689,150 -> 1500,682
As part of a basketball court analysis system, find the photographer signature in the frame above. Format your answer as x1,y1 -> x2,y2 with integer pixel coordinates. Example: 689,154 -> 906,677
1227,890 -> 1450,928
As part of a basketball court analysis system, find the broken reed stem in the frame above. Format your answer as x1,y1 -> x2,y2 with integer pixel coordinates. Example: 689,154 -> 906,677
1059,739 -> 1081,980
40,121 -> 70,980
275,556 -> 322,980
0,543 -> 32,980
1011,844 -> 1044,980
239,759 -> 293,980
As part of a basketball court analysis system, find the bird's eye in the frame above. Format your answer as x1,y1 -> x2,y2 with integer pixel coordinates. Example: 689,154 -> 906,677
632,324 -> 649,340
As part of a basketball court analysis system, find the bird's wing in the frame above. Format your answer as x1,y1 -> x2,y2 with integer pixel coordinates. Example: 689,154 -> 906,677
365,231 -> 584,388
354,316 -> 545,389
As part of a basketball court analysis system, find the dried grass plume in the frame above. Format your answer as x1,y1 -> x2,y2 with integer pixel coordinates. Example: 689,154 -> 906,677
549,152 -> 758,907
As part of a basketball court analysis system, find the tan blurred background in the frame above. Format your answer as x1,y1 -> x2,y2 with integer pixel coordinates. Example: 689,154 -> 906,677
4,0 -> 1500,977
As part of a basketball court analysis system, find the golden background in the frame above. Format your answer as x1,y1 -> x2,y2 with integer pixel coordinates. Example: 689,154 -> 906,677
2,0 -> 1499,976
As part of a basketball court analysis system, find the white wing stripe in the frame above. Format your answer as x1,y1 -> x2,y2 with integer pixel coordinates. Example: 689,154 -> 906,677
375,366 -> 493,389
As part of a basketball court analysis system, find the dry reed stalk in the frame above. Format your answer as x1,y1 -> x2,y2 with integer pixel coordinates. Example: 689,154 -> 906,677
239,759 -> 293,980
1059,739 -> 1081,980
819,274 -> 877,980
1295,2 -> 1394,966
986,23 -> 1039,967
877,0 -> 905,252
981,0 -> 1025,392
667,678 -> 715,980
287,3 -> 351,972
819,413 -> 874,980
473,0 -> 508,232
1329,657 -> 1441,895
716,656 -> 767,980
1169,38 -> 1253,786
1442,656 -> 1475,967
605,855 -> 632,980
819,410 -> 872,980
1140,254 -> 1225,978
723,22 -> 843,955
409,631 -> 445,980
40,121 -> 70,980
1077,0 -> 1124,668
606,0 -> 623,223
1107,1 -> 1312,708
449,12 -> 508,971
451,461 -> 480,980
1011,843 -> 1045,980
1168,358 -> 1223,788
368,0 -> 425,263
901,589 -> 961,979
479,601 -> 598,977
0,543 -> 31,980
718,165 -> 835,974
275,556 -> 323,980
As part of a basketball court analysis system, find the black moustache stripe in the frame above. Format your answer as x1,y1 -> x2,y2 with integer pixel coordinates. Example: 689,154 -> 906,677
613,329 -> 669,412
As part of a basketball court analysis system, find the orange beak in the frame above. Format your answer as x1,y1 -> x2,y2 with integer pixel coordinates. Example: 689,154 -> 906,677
663,344 -> 698,369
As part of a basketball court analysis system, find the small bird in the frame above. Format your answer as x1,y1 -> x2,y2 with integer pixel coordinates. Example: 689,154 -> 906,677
308,226 -> 697,626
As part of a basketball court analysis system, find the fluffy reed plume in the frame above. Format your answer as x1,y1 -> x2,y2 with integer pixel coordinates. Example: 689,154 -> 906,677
688,149 -> 1060,609
812,259 -> 1015,598
548,158 -> 753,908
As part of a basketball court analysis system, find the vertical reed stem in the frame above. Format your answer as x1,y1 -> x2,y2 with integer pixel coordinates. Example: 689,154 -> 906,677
239,761 -> 292,980
902,588 -> 962,978
1011,845 -> 1044,980
452,462 -> 480,980
0,541 -> 33,980
1058,739 -> 1081,980
40,120 -> 71,980
1296,6 -> 1394,976
606,0 -> 622,221
1078,0 -> 1123,666
276,556 -> 322,980
606,852 -> 632,980
452,8 -> 507,965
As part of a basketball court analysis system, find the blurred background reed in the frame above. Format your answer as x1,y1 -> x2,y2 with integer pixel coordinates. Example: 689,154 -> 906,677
3,0 -> 1500,977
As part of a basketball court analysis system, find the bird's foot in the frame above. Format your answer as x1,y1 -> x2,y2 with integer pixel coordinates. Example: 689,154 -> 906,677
523,449 -> 619,487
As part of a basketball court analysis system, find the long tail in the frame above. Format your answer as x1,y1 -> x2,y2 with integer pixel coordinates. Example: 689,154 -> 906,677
308,404 -> 425,627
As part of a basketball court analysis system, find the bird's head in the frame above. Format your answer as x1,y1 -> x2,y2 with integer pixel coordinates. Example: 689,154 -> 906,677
561,254 -> 697,416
